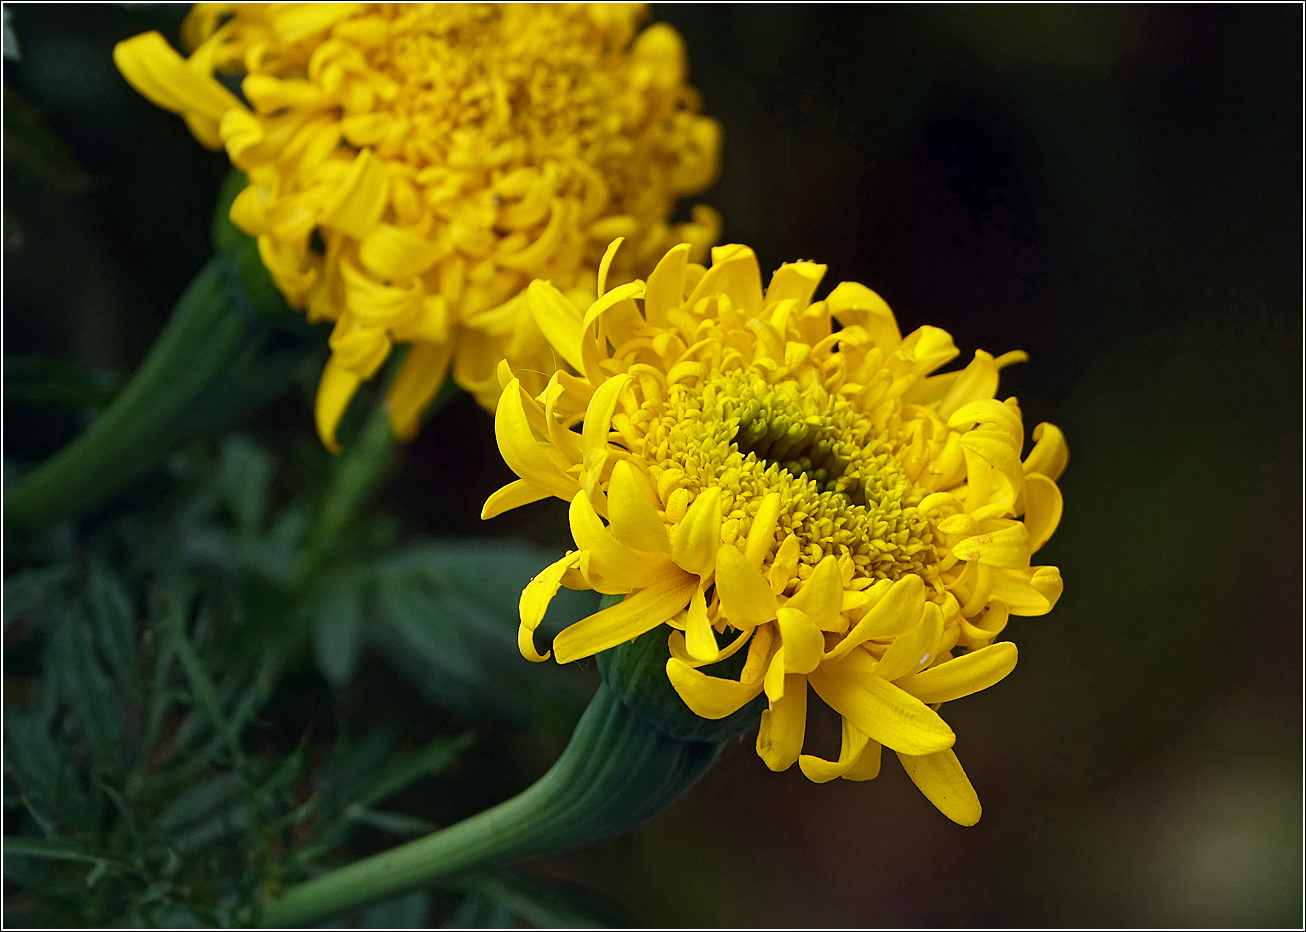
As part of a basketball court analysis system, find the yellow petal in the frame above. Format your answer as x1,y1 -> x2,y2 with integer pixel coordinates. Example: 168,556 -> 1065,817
686,244 -> 763,317
826,574 -> 926,661
385,342 -> 451,442
899,641 -> 1017,704
764,647 -> 787,701
526,280 -> 585,373
608,460 -> 671,554
482,479 -> 551,520
783,555 -> 844,630
518,551 -> 582,662
582,373 -> 632,456
553,570 -> 697,663
666,657 -> 764,719
874,601 -> 944,682
897,748 -> 982,826
495,379 -> 578,500
951,522 -> 1032,569
315,357 -> 361,454
684,587 -> 720,663
798,717 -> 876,783
769,533 -> 800,595
990,565 -> 1063,616
319,148 -> 389,239
826,281 -> 901,351
596,237 -> 624,299
743,492 -> 782,566
1023,422 -> 1068,481
715,545 -> 778,628
673,487 -> 722,578
936,350 -> 999,420
568,491 -> 676,591
1022,473 -> 1063,552
763,261 -> 826,311
644,242 -> 691,325
359,223 -> 448,280
809,663 -> 955,756
113,32 -> 243,148
776,606 -> 823,675
757,675 -> 808,771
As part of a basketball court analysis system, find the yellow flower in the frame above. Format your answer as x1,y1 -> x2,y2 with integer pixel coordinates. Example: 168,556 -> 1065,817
114,3 -> 721,450
485,239 -> 1067,825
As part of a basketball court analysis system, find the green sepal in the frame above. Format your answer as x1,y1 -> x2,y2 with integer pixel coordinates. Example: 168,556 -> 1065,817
595,595 -> 767,743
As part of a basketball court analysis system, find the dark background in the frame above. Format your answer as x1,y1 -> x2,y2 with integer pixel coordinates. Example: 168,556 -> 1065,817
4,3 -> 1302,926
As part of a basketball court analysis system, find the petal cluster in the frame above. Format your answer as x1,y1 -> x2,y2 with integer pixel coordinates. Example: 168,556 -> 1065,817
487,240 -> 1067,824
115,3 -> 721,449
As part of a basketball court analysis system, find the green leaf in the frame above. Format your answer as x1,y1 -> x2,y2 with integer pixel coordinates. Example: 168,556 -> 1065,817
1,836 -> 115,867
312,577 -> 363,687
52,607 -> 126,773
87,560 -> 140,698
362,891 -> 429,929
162,606 -> 247,771
344,806 -> 436,837
216,434 -> 275,534
2,565 -> 73,629
443,891 -> 518,929
2,355 -> 122,411
352,732 -> 475,810
371,574 -> 484,711
2,88 -> 93,194
468,873 -> 638,929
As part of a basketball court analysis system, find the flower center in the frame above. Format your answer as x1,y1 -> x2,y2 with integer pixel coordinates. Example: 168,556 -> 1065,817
636,366 -> 942,592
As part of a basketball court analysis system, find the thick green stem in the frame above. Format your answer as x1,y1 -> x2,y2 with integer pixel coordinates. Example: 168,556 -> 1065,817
5,257 -> 310,533
259,683 -> 720,928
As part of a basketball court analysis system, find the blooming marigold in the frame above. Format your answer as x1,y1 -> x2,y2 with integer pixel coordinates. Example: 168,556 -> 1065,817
485,239 -> 1067,825
114,3 -> 721,449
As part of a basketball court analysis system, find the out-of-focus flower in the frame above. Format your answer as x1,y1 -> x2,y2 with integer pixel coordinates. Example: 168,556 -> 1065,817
486,239 -> 1067,825
114,3 -> 721,449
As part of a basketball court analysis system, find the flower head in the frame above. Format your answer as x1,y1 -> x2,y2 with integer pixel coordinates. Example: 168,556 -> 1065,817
114,3 -> 721,449
486,240 -> 1067,824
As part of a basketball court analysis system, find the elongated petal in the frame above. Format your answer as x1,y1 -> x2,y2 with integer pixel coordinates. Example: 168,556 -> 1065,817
799,717 -> 875,783
386,341 -> 452,441
609,460 -> 671,553
715,544 -> 777,628
642,239 -> 687,317
809,664 -> 955,756
898,748 -> 981,826
764,261 -> 826,311
527,280 -> 585,372
827,574 -> 925,660
495,380 -> 578,500
757,675 -> 808,771
686,244 -> 763,317
684,586 -> 720,663
596,237 -> 624,299
315,357 -> 361,454
744,492 -> 783,566
1022,473 -> 1063,551
991,565 -> 1063,616
952,522 -> 1032,569
673,487 -> 722,578
518,552 -> 581,661
1024,422 -> 1068,480
569,492 -> 677,590
482,479 -> 551,520
777,606 -> 823,674
899,641 -> 1017,704
783,555 -> 844,630
582,373 -> 632,455
874,601 -> 943,682
666,657 -> 765,719
554,571 -> 697,663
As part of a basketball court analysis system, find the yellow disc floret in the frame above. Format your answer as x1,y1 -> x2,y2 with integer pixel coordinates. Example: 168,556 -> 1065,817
114,3 -> 721,449
485,239 -> 1068,825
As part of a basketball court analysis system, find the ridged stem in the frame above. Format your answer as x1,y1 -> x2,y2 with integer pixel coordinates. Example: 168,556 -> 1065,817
5,256 -> 310,532
258,682 -> 721,928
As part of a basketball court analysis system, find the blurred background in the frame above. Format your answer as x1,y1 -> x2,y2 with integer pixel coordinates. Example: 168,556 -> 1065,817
4,3 -> 1301,927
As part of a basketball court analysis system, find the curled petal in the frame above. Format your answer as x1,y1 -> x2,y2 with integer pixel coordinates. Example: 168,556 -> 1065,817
554,570 -> 697,663
666,656 -> 764,719
897,748 -> 982,826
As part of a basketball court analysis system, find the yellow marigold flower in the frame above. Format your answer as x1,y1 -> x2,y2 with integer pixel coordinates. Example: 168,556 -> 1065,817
485,239 -> 1067,825
114,3 -> 721,449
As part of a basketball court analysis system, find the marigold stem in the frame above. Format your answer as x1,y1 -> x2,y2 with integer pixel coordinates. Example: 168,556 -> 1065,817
258,683 -> 721,928
5,256 -> 309,533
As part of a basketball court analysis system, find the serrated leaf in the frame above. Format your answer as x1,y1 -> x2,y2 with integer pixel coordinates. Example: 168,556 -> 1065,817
162,606 -> 246,771
87,560 -> 140,698
352,732 -> 474,810
52,608 -> 126,773
312,578 -> 363,687
216,434 -> 274,534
